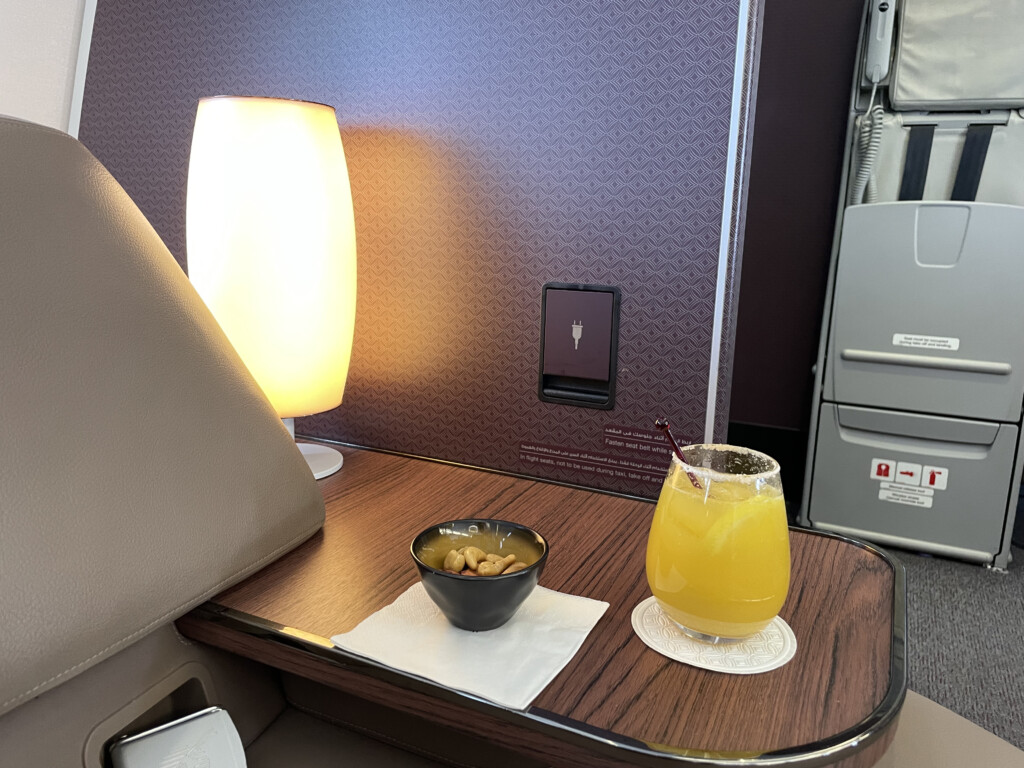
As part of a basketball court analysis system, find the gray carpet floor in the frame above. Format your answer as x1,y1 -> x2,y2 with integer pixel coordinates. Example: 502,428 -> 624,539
890,545 -> 1024,749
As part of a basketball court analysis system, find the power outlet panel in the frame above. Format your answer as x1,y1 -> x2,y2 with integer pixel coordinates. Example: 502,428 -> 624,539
538,282 -> 620,409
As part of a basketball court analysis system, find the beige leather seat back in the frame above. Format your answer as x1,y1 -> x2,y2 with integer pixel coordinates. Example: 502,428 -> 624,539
0,116 -> 324,718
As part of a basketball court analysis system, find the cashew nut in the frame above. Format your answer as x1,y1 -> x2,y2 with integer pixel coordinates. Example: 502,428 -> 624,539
476,561 -> 502,576
443,549 -> 466,572
440,544 -> 532,577
463,546 -> 487,570
478,554 -> 517,576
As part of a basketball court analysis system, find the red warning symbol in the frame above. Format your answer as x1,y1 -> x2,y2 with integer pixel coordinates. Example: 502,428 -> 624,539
895,462 -> 922,486
870,458 -> 894,480
922,465 -> 949,490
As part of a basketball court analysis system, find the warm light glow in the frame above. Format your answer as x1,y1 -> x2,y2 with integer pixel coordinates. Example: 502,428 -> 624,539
186,96 -> 357,418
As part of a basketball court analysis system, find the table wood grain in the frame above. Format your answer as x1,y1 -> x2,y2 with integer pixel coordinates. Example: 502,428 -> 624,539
179,446 -> 903,766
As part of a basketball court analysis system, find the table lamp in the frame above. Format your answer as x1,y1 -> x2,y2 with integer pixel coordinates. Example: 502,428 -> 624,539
186,96 -> 357,479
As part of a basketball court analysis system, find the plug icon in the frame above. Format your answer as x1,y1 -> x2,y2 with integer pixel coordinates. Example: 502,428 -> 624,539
571,320 -> 583,350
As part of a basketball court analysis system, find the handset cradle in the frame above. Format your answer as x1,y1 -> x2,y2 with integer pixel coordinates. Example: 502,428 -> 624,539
864,0 -> 897,85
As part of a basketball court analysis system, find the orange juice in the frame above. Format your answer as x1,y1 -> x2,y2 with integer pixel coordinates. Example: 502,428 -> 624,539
646,451 -> 790,640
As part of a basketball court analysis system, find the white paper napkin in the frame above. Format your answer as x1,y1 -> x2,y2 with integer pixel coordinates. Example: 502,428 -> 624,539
330,583 -> 609,710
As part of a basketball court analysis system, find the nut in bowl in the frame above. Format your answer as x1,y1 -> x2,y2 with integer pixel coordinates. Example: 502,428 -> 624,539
410,519 -> 548,631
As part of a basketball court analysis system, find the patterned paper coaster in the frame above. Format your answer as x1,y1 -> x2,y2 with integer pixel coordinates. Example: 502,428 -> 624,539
631,596 -> 797,674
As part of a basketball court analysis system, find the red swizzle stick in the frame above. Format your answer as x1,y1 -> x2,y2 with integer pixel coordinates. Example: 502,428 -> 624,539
655,418 -> 702,490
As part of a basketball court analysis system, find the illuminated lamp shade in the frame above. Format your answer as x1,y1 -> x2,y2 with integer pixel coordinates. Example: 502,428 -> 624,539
186,96 -> 356,479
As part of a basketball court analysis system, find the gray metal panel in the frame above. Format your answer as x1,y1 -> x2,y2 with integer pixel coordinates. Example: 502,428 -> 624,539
826,202 -> 1024,422
809,404 -> 1016,558
836,405 -> 999,445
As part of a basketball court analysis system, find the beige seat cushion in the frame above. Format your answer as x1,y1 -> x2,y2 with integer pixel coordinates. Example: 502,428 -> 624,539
877,690 -> 1024,767
891,0 -> 1024,110
0,116 -> 324,716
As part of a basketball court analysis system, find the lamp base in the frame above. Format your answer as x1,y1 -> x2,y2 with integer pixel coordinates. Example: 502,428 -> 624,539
282,419 -> 343,479
298,442 -> 344,480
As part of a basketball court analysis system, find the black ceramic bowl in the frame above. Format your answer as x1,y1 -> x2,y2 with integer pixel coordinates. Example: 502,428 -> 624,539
411,519 -> 549,631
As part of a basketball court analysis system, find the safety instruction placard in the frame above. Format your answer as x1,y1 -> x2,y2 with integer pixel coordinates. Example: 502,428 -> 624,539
878,482 -> 934,508
871,457 -> 948,507
892,333 -> 960,351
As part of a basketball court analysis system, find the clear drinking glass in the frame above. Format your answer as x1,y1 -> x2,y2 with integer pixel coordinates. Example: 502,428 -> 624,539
645,444 -> 791,643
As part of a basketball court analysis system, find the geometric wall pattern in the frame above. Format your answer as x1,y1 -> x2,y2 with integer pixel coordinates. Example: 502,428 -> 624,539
80,0 -> 759,498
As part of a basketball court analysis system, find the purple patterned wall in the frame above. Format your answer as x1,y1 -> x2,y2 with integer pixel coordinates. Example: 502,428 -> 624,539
80,0 -> 759,498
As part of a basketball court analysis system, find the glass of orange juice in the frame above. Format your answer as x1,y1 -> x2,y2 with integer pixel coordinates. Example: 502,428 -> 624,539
646,444 -> 790,644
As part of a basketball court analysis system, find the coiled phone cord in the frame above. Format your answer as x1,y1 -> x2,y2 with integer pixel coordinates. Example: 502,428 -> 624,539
849,84 -> 885,206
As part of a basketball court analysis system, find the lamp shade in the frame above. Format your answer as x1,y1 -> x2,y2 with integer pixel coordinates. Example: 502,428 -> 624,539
186,96 -> 356,419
